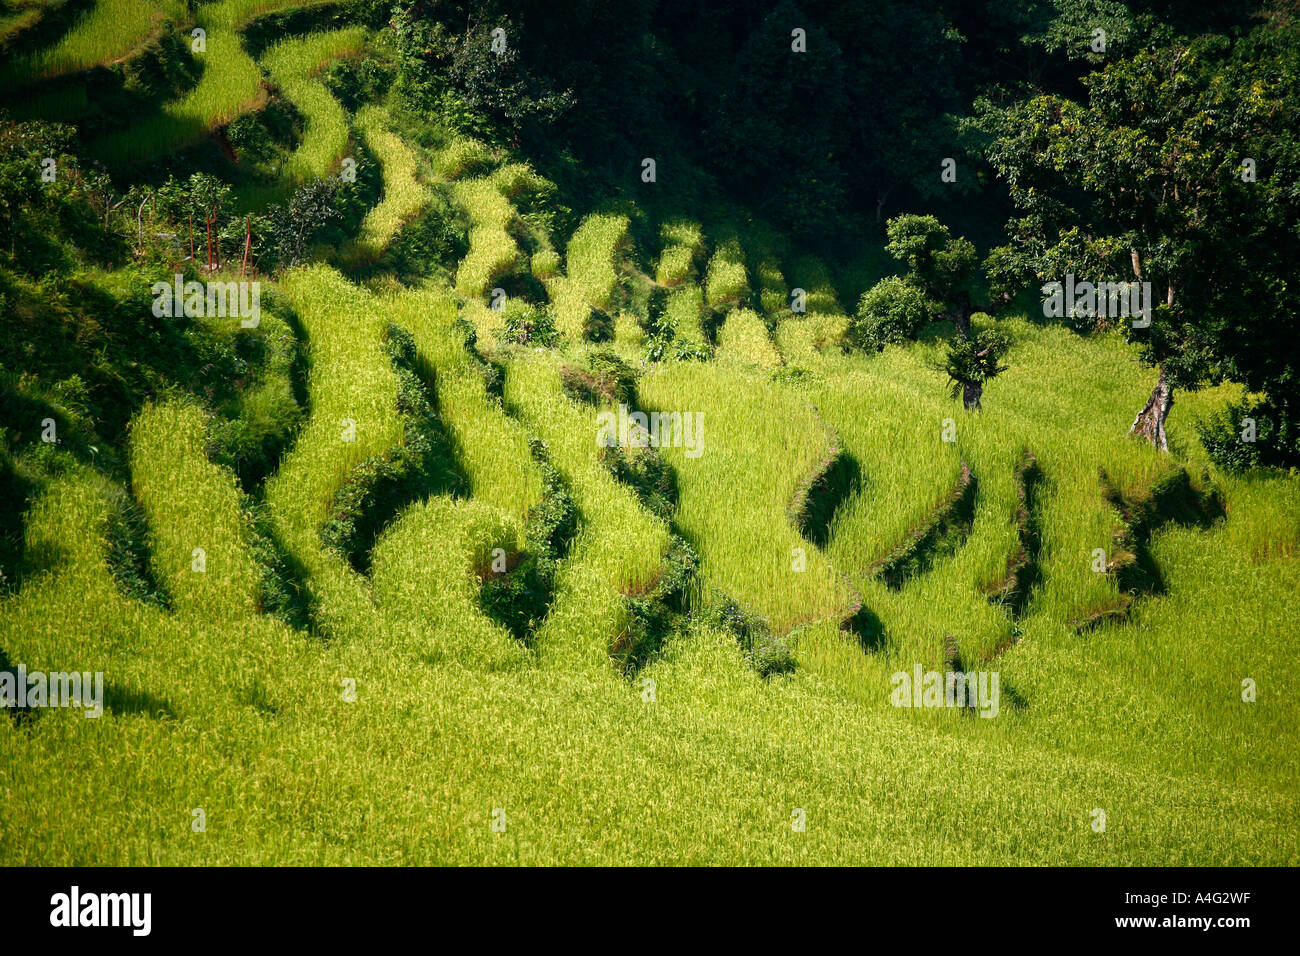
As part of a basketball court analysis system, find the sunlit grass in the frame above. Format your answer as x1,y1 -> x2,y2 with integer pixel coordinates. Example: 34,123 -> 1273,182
261,27 -> 367,183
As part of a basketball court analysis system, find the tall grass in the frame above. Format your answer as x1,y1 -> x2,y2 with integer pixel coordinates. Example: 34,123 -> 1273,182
504,352 -> 670,668
636,362 -> 858,634
92,23 -> 264,164
261,27 -> 367,183
128,399 -> 261,620
264,264 -> 402,638
547,213 -> 629,342
2,0 -> 183,86
343,105 -> 428,265
381,285 -> 542,525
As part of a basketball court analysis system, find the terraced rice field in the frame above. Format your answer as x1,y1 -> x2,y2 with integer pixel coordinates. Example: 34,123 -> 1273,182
1,0 -> 1296,869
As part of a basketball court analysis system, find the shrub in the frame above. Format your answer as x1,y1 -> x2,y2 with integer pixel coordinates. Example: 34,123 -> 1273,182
559,350 -> 636,406
850,277 -> 928,350
1195,397 -> 1297,471
496,299 -> 561,348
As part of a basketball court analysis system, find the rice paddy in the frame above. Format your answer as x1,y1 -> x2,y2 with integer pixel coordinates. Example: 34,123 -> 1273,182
2,2 -> 1297,868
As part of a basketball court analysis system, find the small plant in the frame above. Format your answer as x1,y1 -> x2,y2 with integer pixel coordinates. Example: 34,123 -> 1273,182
496,300 -> 561,348
560,350 -> 637,406
936,328 -> 1011,410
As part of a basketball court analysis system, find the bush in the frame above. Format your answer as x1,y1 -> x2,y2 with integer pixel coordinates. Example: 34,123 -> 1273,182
1195,397 -> 1297,471
850,277 -> 928,350
560,350 -> 637,406
496,300 -> 561,348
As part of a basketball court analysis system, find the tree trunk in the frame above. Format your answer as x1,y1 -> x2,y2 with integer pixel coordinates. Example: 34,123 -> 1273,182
962,380 -> 982,410
1129,365 -> 1173,451
954,291 -> 973,339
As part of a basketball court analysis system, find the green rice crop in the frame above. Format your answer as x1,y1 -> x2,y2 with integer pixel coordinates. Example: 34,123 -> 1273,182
716,307 -> 781,369
263,264 -> 402,639
344,105 -> 428,265
1,0 -> 183,86
547,213 -> 630,342
261,27 -> 367,184
128,399 -> 261,620
504,352 -> 671,669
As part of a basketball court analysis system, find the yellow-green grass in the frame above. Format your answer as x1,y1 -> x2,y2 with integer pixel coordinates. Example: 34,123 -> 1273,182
504,352 -> 671,669
431,135 -> 494,181
452,176 -> 523,300
381,285 -> 542,527
775,254 -> 849,364
664,282 -> 707,350
6,565 -> 1295,866
263,264 -> 402,638
0,466 -> 321,722
261,27 -> 367,183
1,0 -> 183,87
201,0 -> 336,31
369,496 -> 528,670
342,105 -> 428,265
92,23 -> 264,164
716,307 -> 781,369
703,236 -> 750,310
793,313 -> 1284,782
2,313 -> 1298,861
128,399 -> 261,620
546,213 -> 629,342
655,218 -> 704,286
636,362 -> 859,634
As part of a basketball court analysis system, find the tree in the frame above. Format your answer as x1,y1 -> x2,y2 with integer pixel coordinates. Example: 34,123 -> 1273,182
937,327 -> 1011,410
884,214 -> 979,334
264,178 -> 341,269
978,16 -> 1300,457
849,276 -> 928,351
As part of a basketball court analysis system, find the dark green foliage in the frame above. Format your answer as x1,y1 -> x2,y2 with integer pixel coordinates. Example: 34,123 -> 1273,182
937,328 -> 1011,407
495,299 -> 560,348
616,535 -> 698,672
559,350 -> 636,406
599,442 -> 676,523
1195,397 -> 1298,473
264,178 -> 342,269
244,498 -> 314,632
104,485 -> 169,609
480,438 -> 575,640
582,306 -> 614,343
372,190 -> 469,282
226,99 -> 304,171
977,15 -> 1300,459
0,449 -> 35,594
0,118 -> 119,269
390,10 -> 573,146
849,277 -> 928,351
884,214 -> 977,315
695,589 -> 794,678
206,302 -> 306,490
